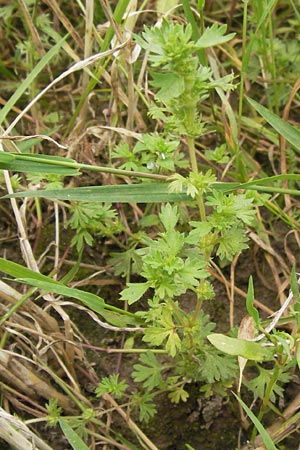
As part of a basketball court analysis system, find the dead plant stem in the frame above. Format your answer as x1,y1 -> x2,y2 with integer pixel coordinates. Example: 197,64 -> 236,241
103,393 -> 159,450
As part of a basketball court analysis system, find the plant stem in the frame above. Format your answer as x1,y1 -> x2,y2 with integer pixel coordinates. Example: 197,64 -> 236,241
9,153 -> 169,181
190,297 -> 203,326
250,364 -> 281,443
168,298 -> 186,328
238,0 -> 249,137
186,135 -> 207,221
103,393 -> 160,450
186,135 -> 198,175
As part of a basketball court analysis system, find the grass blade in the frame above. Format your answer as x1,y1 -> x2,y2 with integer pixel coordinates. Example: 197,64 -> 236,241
0,258 -> 136,326
232,392 -> 278,450
3,182 -> 190,203
247,97 -> 300,153
59,419 -> 90,450
0,35 -> 68,126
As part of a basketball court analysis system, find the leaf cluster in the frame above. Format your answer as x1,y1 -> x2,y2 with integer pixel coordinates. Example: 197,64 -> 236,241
112,132 -> 188,173
67,202 -> 123,252
95,374 -> 129,400
246,366 -> 292,403
170,175 -> 257,261
137,20 -> 235,137
120,203 -> 209,306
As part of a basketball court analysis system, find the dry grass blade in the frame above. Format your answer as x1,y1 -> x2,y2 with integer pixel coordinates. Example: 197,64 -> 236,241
0,349 -> 75,411
0,280 -> 59,332
2,40 -> 129,138
42,0 -> 84,49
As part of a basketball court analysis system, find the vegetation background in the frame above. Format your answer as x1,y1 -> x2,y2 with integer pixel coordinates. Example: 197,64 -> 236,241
1,1 -> 300,449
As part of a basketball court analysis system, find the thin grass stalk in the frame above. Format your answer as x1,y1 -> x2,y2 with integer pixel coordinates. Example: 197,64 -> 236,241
250,364 -> 281,443
66,0 -> 131,134
100,0 -> 130,51
103,393 -> 159,450
124,1 -> 138,133
267,2 -> 279,114
0,160 -> 39,271
44,0 -> 84,48
17,0 -> 43,132
53,202 -> 60,279
0,288 -> 36,327
0,407 -> 53,450
237,0 -> 249,137
78,0 -> 95,129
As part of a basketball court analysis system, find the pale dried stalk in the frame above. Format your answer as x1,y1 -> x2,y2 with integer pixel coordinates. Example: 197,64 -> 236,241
78,0 -> 95,126
0,349 -> 75,412
0,146 -> 39,271
103,393 -> 159,450
56,300 -> 143,332
0,407 -> 53,450
0,280 -> 59,332
42,0 -> 84,48
1,41 -> 129,138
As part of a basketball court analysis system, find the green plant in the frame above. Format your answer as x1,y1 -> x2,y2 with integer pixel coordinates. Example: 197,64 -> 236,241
2,2 -> 300,449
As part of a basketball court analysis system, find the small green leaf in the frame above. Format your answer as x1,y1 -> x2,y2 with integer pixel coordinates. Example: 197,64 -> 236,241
166,329 -> 181,357
185,221 -> 212,244
132,392 -> 157,423
152,72 -> 185,102
120,282 -> 149,305
159,203 -> 179,232
59,419 -> 90,450
132,352 -> 164,390
197,24 -> 235,48
246,276 -> 260,327
95,374 -> 128,399
207,333 -> 274,361
46,399 -> 62,427
200,348 -> 237,383
168,386 -> 189,403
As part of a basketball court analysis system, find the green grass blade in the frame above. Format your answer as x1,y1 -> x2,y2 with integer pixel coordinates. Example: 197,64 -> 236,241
247,97 -> 300,153
181,0 -> 200,40
0,35 -> 68,126
0,152 -> 167,181
232,393 -> 278,450
0,257 -> 54,282
59,419 -> 90,450
5,175 -> 300,202
0,258 -> 136,326
3,183 -> 190,203
238,0 -> 277,127
290,0 -> 300,24
101,0 -> 130,52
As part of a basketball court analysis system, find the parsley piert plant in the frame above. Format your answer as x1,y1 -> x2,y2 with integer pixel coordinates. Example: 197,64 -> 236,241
108,20 -> 261,414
